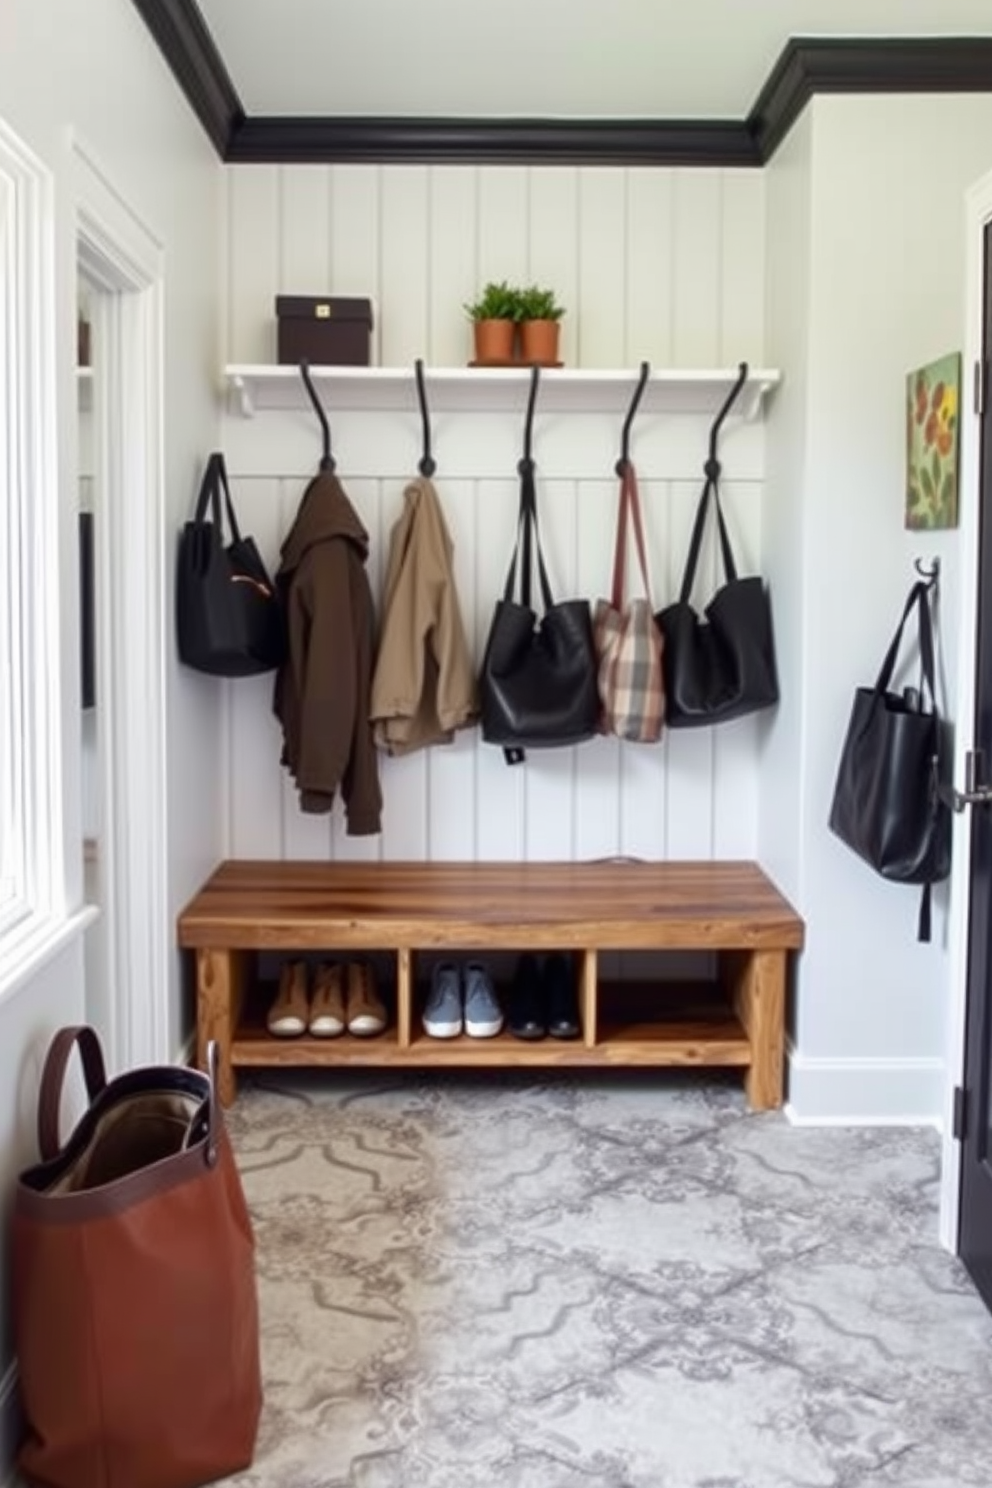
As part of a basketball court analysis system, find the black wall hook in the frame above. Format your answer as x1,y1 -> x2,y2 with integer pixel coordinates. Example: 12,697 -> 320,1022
616,361 -> 651,476
414,358 -> 436,477
299,361 -> 335,473
706,361 -> 749,479
518,364 -> 541,473
914,556 -> 940,587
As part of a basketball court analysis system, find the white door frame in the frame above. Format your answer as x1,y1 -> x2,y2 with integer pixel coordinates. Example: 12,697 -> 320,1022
72,137 -> 169,1074
938,168 -> 992,1250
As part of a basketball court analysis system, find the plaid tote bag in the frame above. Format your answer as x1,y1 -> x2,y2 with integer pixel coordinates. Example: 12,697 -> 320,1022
593,461 -> 665,742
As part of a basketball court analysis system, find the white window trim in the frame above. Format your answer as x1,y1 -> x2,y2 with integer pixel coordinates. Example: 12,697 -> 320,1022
0,116 -> 65,992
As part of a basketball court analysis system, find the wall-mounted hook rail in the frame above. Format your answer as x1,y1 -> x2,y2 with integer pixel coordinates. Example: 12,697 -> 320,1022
414,358 -> 436,477
299,360 -> 335,472
706,360 -> 749,477
616,361 -> 651,476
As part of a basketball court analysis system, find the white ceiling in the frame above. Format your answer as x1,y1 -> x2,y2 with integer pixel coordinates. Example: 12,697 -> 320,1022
200,0 -> 992,119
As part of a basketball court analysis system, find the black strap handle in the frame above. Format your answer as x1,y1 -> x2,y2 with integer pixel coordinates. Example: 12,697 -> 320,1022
616,362 -> 650,476
37,1025 -> 108,1161
502,460 -> 555,613
873,580 -> 937,709
193,452 -> 242,546
678,474 -> 738,603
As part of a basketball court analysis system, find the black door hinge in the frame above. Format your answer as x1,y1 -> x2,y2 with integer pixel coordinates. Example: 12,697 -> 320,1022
953,1085 -> 967,1141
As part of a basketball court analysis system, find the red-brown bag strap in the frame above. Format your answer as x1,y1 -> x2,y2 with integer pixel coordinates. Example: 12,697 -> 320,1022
611,462 -> 653,609
37,1025 -> 108,1161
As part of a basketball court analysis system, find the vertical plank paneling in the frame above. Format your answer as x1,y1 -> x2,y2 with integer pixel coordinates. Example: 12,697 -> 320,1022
279,166 -> 331,294
474,477 -> 525,859
665,477 -> 715,856
477,169 -> 529,288
429,168 -> 478,366
524,478 -> 578,860
711,477 -> 762,857
720,170 -> 766,366
334,477 -> 385,863
626,169 -> 675,367
227,477 -> 285,858
426,472 -> 478,859
277,474 -> 333,860
574,476 -> 621,858
329,166 -> 381,362
227,167 -> 280,363
221,162 -> 770,875
379,167 -> 430,366
672,170 -> 722,366
527,168 -> 580,368
577,170 -> 627,368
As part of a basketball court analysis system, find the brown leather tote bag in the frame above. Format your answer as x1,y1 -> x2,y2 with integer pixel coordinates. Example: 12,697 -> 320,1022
12,1027 -> 262,1488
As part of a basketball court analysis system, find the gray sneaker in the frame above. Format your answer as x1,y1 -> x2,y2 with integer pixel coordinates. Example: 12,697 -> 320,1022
464,962 -> 503,1038
423,962 -> 462,1038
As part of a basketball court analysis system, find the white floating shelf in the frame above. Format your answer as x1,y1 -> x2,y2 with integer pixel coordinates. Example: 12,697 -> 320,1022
223,365 -> 781,421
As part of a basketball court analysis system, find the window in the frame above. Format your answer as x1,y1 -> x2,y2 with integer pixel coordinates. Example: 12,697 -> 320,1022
0,116 -> 64,974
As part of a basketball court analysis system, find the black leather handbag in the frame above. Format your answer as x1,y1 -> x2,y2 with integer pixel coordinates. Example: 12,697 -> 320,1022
480,456 -> 598,764
828,578 -> 951,941
656,463 -> 778,727
176,452 -> 284,677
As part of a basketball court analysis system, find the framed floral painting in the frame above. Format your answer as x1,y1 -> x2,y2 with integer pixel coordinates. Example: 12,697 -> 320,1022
906,352 -> 961,529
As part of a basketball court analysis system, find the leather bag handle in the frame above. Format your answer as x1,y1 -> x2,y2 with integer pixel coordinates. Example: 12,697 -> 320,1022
873,579 -> 938,711
502,458 -> 555,614
611,462 -> 653,608
37,1025 -> 108,1162
678,468 -> 738,605
192,452 -> 242,545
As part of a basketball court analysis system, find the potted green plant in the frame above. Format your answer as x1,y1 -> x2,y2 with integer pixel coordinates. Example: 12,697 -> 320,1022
517,285 -> 565,366
464,280 -> 520,365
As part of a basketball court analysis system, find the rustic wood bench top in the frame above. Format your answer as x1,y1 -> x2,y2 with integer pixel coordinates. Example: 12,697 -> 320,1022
177,859 -> 804,953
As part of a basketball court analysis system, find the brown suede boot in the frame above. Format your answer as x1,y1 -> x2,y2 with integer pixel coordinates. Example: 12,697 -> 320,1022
345,962 -> 387,1036
309,963 -> 346,1037
267,960 -> 310,1037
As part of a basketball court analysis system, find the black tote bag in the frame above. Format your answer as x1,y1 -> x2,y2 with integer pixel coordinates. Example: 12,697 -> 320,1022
176,452 -> 284,677
828,579 -> 951,941
656,467 -> 778,727
480,457 -> 598,763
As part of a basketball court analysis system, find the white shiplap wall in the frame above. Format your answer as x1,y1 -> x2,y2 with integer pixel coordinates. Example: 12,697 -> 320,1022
221,164 -> 769,865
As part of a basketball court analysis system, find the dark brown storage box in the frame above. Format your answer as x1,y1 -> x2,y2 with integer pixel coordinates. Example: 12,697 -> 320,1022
275,296 -> 374,367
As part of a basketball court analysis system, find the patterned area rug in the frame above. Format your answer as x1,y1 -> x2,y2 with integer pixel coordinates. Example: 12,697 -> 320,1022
223,1071 -> 992,1488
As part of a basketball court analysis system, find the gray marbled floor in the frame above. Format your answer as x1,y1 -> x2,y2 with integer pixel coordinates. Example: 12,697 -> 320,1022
222,1071 -> 992,1488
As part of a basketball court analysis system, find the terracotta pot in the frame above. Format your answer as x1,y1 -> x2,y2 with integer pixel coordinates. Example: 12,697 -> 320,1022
472,318 -> 516,364
519,318 -> 561,365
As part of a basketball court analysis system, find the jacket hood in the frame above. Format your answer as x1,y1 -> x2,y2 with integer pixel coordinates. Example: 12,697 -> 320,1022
278,472 -> 369,577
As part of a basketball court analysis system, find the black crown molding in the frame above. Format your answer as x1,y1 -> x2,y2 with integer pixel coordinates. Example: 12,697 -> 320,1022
750,36 -> 992,161
226,117 -> 760,168
131,0 -> 243,157
131,5 -> 992,169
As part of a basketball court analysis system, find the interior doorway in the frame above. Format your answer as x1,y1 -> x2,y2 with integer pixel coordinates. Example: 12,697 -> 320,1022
73,138 -> 169,1074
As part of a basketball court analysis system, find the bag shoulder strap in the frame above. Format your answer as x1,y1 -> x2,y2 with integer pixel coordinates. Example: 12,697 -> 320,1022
679,460 -> 738,605
193,452 -> 242,545
502,458 -> 554,613
37,1025 -> 108,1161
874,580 -> 937,711
611,463 -> 653,608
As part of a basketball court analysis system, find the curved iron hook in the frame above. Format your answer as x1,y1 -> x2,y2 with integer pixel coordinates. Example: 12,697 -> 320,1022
616,361 -> 651,476
414,358 -> 436,477
914,556 -> 940,587
299,360 -> 335,473
706,361 -> 749,479
518,364 -> 541,473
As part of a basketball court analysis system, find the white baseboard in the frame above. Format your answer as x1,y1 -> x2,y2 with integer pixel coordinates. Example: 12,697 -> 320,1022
0,1361 -> 21,1487
785,1046 -> 944,1127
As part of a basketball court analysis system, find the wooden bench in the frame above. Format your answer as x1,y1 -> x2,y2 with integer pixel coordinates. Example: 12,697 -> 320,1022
177,860 -> 804,1110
